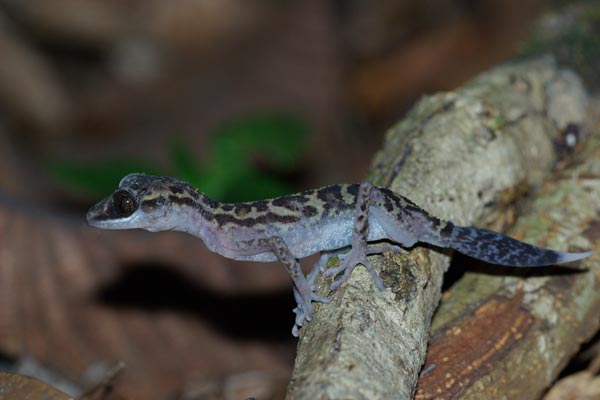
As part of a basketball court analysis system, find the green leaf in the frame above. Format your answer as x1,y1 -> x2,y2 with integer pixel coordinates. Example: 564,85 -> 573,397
211,114 -> 309,169
49,114 -> 310,202
170,136 -> 202,183
171,114 -> 310,200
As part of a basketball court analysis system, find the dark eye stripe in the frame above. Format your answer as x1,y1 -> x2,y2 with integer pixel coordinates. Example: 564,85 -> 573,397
113,190 -> 138,217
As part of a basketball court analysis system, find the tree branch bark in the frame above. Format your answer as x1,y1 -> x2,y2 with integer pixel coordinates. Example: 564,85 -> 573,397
415,103 -> 600,399
287,57 -> 593,399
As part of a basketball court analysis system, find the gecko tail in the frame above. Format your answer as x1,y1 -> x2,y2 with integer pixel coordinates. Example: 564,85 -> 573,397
441,225 -> 592,267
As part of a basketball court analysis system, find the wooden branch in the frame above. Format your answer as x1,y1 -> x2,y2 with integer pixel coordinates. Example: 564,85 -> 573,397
287,57 -> 592,399
415,104 -> 600,398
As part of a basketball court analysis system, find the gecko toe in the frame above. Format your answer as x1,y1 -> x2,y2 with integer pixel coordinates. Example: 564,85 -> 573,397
364,260 -> 385,290
324,264 -> 345,277
311,293 -> 330,303
328,254 -> 386,291
292,308 -> 305,337
330,279 -> 344,291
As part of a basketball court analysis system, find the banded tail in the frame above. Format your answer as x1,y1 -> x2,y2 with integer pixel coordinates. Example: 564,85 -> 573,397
434,224 -> 592,267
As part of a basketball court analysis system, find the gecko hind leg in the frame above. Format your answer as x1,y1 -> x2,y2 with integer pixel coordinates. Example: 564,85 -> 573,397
324,182 -> 389,291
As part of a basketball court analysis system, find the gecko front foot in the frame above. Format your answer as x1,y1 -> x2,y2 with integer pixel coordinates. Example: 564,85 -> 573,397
325,246 -> 385,291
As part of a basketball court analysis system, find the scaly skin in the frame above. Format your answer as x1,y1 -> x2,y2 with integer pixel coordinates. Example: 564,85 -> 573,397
86,174 -> 593,336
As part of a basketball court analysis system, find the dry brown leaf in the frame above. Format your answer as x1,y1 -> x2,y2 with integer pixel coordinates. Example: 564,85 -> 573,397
0,372 -> 73,400
0,200 -> 295,399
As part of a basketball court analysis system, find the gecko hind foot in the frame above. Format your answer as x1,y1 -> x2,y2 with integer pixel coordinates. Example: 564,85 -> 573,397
325,248 -> 385,291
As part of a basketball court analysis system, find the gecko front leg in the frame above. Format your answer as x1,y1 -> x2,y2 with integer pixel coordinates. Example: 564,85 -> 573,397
264,237 -> 330,336
324,182 -> 387,291
291,253 -> 329,336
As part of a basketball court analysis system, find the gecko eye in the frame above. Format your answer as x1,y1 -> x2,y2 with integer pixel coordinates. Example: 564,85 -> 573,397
112,190 -> 137,217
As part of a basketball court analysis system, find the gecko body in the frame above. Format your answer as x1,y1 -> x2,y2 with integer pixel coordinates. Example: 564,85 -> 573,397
86,173 -> 592,335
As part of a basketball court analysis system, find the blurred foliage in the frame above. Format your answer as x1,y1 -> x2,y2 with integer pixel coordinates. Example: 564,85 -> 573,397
50,114 -> 310,202
49,160 -> 160,198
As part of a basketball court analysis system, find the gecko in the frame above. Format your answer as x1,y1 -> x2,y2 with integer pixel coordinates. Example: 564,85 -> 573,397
86,173 -> 592,336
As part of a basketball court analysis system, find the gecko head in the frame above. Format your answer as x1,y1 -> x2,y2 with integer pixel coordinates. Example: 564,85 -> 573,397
86,173 -> 192,232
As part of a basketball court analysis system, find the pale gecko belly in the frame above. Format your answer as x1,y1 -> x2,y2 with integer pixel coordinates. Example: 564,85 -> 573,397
229,216 -> 388,262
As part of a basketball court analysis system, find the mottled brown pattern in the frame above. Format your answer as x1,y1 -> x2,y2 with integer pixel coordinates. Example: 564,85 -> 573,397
266,236 -> 300,278
168,184 -> 186,194
140,195 -> 166,211
271,194 -> 310,208
252,200 -> 270,213
346,184 -> 359,197
220,204 -> 234,212
302,206 -> 318,218
140,181 -> 440,236
213,212 -> 302,228
189,184 -> 363,229
133,183 -> 359,230
168,195 -> 197,209
201,194 -> 218,208
440,220 -> 454,236
415,293 -> 533,399
316,185 -> 346,209
234,204 -> 252,217
383,195 -> 393,212
352,183 -> 372,236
